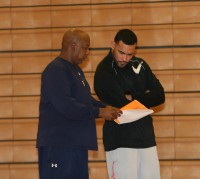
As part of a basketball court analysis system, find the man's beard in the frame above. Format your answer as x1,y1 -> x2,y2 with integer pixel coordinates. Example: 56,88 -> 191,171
116,60 -> 128,68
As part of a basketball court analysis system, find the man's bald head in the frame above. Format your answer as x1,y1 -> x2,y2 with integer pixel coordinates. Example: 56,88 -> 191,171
59,29 -> 90,65
62,29 -> 90,49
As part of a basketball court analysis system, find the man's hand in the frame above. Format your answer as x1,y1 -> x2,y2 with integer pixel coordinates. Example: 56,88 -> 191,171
99,106 -> 122,121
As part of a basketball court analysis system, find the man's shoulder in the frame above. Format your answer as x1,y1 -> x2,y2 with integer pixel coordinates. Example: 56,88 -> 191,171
130,56 -> 149,68
42,57 -> 68,77
131,56 -> 144,62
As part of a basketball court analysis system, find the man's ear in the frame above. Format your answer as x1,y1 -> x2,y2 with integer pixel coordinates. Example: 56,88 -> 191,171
110,41 -> 115,50
70,43 -> 76,51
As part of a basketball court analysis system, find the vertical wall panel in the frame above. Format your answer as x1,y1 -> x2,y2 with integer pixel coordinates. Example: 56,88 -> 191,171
12,29 -> 52,50
160,162 -> 172,179
0,8 -> 11,29
0,98 -> 12,118
173,48 -> 200,70
174,71 -> 200,92
13,119 -> 37,140
175,116 -> 200,138
51,6 -> 91,27
11,7 -> 51,28
175,138 -> 200,159
10,164 -> 39,179
11,0 -> 50,6
172,161 -> 200,179
136,49 -> 174,70
0,120 -> 13,140
153,116 -> 175,138
174,94 -> 200,115
0,75 -> 12,96
0,142 -> 13,163
173,2 -> 200,23
0,0 -> 10,6
173,24 -> 200,45
133,25 -> 173,46
131,2 -> 172,24
0,53 -> 12,74
51,0 -> 91,4
13,75 -> 41,96
0,165 -> 9,179
13,97 -> 39,118
89,163 -> 109,179
0,31 -> 12,51
92,0 -> 130,3
13,142 -> 38,162
92,4 -> 132,26
157,138 -> 175,159
12,52 -> 52,74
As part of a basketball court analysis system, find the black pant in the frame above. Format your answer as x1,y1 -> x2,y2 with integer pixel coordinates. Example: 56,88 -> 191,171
38,146 -> 89,179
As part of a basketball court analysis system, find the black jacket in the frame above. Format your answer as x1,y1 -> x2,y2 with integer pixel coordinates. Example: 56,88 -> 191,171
94,50 -> 165,151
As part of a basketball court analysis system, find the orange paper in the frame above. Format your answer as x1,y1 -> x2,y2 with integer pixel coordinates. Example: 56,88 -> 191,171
115,100 -> 154,124
121,100 -> 147,110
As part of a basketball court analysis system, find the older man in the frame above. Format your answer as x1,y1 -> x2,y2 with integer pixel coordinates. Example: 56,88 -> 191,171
37,29 -> 122,179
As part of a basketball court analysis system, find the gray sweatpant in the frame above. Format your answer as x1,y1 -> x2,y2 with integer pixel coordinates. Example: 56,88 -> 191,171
106,147 -> 161,179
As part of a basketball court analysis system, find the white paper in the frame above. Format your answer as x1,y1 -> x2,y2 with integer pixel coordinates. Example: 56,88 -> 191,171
116,109 -> 154,124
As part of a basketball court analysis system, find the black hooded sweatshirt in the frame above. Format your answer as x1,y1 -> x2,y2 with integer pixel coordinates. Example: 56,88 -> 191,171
94,50 -> 165,151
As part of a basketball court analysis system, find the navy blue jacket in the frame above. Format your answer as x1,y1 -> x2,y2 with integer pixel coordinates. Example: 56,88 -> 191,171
37,57 -> 105,150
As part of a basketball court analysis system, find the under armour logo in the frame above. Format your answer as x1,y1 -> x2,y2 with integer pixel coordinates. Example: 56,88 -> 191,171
132,61 -> 143,74
51,163 -> 58,168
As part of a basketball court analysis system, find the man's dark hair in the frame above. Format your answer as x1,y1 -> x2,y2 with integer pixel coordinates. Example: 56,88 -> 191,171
114,29 -> 137,45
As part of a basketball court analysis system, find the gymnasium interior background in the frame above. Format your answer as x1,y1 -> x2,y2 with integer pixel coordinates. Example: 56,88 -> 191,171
0,0 -> 200,178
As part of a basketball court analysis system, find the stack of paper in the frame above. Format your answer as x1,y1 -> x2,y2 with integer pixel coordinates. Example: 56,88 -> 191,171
115,100 -> 154,124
